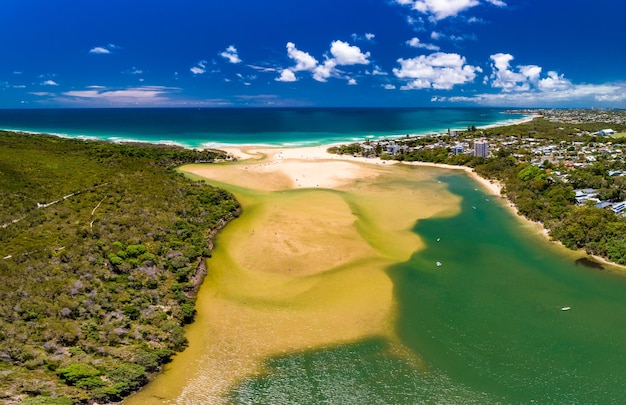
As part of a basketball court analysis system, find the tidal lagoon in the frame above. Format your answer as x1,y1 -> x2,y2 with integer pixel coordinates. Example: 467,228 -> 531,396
125,146 -> 626,404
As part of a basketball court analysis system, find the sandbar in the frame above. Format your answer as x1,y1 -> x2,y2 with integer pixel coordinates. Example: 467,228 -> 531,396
125,145 -> 462,404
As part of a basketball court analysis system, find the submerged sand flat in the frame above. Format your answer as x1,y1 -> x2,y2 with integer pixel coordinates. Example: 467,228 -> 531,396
125,147 -> 462,404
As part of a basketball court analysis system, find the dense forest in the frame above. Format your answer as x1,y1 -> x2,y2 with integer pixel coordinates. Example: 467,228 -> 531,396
0,132 -> 240,404
330,116 -> 626,266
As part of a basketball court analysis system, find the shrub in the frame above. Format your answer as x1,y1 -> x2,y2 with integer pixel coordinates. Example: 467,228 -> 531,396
57,363 -> 101,385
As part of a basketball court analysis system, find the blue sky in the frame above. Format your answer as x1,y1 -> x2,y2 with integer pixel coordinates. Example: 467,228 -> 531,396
1,0 -> 625,108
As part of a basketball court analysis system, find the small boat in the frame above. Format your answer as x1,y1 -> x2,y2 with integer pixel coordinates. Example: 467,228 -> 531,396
561,306 -> 571,311
436,238 -> 441,242
436,261 -> 442,267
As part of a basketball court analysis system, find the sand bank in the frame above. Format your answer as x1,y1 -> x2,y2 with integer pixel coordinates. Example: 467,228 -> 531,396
221,144 -> 621,272
126,144 -> 462,404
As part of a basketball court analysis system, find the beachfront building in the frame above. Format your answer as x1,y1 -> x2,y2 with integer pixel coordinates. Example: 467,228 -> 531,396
474,140 -> 489,158
452,145 -> 464,155
611,201 -> 626,216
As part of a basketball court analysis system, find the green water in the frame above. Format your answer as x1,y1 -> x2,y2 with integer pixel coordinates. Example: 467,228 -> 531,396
229,172 -> 626,404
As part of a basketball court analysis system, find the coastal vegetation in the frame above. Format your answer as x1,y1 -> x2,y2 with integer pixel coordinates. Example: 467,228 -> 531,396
329,111 -> 626,266
0,131 -> 240,403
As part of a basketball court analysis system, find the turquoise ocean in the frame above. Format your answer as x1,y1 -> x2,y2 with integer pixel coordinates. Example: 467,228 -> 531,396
0,107 -> 528,147
5,108 -> 626,403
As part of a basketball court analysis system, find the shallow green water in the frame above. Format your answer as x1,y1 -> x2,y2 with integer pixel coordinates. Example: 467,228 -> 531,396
229,172 -> 626,404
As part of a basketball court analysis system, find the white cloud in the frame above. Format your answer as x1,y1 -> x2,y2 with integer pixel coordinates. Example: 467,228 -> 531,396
393,52 -> 481,90
441,83 -> 622,105
395,0 -> 505,20
430,31 -> 470,42
286,42 -> 319,72
406,37 -> 440,51
278,40 -> 371,83
89,44 -> 119,55
519,65 -> 542,82
276,69 -> 297,82
595,91 -> 626,102
538,71 -> 572,92
248,65 -> 277,73
61,86 -> 180,105
220,45 -> 242,64
368,65 -> 388,76
89,47 -> 110,54
489,53 -> 530,91
190,60 -> 208,75
395,0 -> 479,20
123,67 -> 143,75
489,53 -> 572,94
41,80 -> 59,86
351,33 -> 376,41
383,84 -> 397,90
347,78 -> 358,85
313,59 -> 338,82
30,92 -> 53,96
434,73 -> 626,107
330,40 -> 370,65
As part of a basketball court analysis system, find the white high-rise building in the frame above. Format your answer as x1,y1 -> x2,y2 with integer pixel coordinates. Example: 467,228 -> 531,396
474,140 -> 489,158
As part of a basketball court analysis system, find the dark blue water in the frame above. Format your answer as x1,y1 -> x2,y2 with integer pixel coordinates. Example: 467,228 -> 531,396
0,108 -> 529,147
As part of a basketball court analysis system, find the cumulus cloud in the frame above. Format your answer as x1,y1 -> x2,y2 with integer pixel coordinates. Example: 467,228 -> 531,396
41,80 -> 59,86
347,78 -> 358,85
395,0 -> 479,20
393,52 -> 481,90
368,65 -> 388,76
275,69 -> 297,82
538,71 -> 572,92
395,0 -> 507,21
278,40 -> 370,83
89,44 -> 119,54
489,53 -> 570,93
351,33 -> 376,42
406,37 -> 440,51
89,47 -> 110,54
190,60 -> 208,75
220,45 -> 241,64
286,42 -> 319,72
330,40 -> 370,65
313,59 -> 338,82
431,53 -> 625,106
